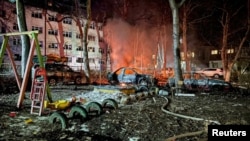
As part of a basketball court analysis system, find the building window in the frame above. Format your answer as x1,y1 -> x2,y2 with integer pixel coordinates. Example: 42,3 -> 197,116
88,47 -> 95,52
76,57 -> 83,63
211,50 -> 218,55
48,15 -> 57,22
67,57 -> 72,63
48,43 -> 58,48
31,12 -> 42,19
14,54 -> 21,61
12,9 -> 16,14
98,25 -> 102,30
39,41 -> 43,48
64,44 -> 72,50
0,10 -> 6,18
76,33 -> 82,39
88,35 -> 95,41
13,23 -> 18,30
63,18 -> 72,25
76,46 -> 83,51
99,48 -> 104,54
32,26 -> 43,33
99,38 -> 104,42
48,29 -> 58,35
98,59 -> 104,64
227,49 -> 234,54
13,38 -> 21,45
63,31 -> 72,38
89,58 -> 95,63
80,21 -> 85,27
0,27 -> 6,33
89,22 -> 95,29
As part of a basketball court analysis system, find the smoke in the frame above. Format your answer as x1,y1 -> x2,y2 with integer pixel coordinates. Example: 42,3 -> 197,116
103,18 -> 173,71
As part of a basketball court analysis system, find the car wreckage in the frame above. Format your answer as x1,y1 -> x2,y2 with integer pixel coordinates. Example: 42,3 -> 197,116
167,72 -> 235,94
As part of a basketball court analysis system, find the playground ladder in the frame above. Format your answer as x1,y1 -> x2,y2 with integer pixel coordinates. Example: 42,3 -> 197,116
30,68 -> 46,116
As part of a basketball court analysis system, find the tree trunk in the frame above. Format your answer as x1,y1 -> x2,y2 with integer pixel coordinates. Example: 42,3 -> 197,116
74,0 -> 90,83
16,0 -> 30,77
168,0 -> 186,85
82,0 -> 91,83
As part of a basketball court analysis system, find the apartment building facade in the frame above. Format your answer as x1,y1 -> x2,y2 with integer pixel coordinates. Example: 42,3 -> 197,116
0,0 -> 111,72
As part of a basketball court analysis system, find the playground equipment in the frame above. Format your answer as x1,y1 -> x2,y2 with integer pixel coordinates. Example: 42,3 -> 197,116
30,68 -> 47,116
0,31 -> 52,108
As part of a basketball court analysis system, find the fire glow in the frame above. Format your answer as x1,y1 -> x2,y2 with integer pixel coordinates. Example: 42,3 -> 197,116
103,18 -> 174,71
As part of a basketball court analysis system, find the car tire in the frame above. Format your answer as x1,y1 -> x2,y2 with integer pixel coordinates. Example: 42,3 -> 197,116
49,78 -> 57,86
138,78 -> 148,86
214,74 -> 220,78
75,77 -> 82,85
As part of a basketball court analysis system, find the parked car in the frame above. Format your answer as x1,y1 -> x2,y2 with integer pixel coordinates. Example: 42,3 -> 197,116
32,63 -> 84,86
107,67 -> 157,87
195,68 -> 223,78
168,72 -> 234,93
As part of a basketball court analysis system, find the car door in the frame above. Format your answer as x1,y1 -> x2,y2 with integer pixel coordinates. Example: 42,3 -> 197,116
61,65 -> 73,83
121,68 -> 136,84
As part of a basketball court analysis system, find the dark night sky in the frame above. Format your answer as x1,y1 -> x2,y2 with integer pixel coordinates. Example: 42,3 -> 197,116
23,0 -> 249,69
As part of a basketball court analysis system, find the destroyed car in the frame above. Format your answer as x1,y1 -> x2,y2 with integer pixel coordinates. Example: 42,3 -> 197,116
32,63 -> 84,86
107,67 -> 157,87
167,72 -> 234,93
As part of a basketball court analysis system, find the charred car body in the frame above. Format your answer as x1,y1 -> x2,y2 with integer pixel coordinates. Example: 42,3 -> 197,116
107,67 -> 157,89
167,72 -> 234,93
32,63 -> 84,86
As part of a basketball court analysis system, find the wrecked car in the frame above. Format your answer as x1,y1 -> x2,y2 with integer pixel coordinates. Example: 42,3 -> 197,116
107,67 -> 157,87
167,72 -> 234,93
32,63 -> 84,86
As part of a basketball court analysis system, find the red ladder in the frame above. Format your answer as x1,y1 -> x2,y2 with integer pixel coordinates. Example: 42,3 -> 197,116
30,68 -> 47,116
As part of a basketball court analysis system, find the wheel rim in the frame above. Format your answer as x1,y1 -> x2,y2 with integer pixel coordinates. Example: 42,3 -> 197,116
49,79 -> 56,86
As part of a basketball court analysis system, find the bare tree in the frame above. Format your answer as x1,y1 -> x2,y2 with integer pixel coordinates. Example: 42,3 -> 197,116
168,0 -> 186,84
14,0 -> 30,78
219,2 -> 249,82
73,0 -> 91,83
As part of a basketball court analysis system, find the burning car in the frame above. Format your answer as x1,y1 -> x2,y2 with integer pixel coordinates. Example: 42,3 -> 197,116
107,67 -> 157,87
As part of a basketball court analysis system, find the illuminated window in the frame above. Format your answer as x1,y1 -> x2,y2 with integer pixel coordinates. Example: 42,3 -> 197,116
211,50 -> 218,55
191,52 -> 195,58
227,49 -> 234,54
